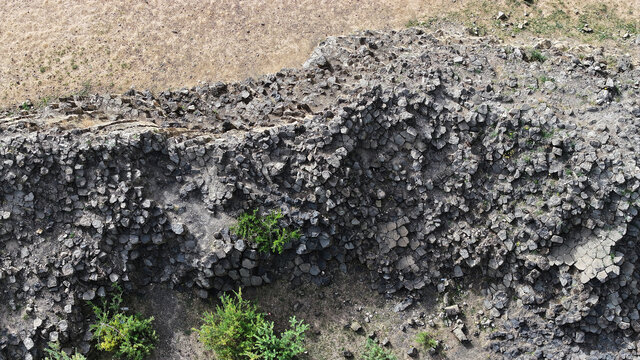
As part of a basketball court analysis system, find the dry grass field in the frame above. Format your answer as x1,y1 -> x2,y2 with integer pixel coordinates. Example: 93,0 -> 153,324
0,0 -> 638,107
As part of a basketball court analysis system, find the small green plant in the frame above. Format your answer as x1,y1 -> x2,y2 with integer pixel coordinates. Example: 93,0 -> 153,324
538,75 -> 555,83
528,49 -> 547,63
195,289 -> 308,360
251,316 -> 309,360
405,17 -> 438,28
231,209 -> 301,254
406,19 -> 420,27
89,284 -> 158,360
44,343 -> 86,360
416,332 -> 439,350
77,81 -> 93,97
362,338 -> 397,360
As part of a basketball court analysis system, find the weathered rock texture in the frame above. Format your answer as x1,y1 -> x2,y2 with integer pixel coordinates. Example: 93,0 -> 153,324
1,28 -> 640,359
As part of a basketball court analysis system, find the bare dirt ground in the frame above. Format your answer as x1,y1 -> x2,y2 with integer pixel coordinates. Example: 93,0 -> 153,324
0,0 -> 452,108
128,268 -> 491,360
2,0 -> 638,109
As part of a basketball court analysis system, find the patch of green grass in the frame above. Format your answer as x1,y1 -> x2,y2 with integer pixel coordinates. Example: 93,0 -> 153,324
405,17 -> 439,29
406,19 -> 421,27
528,9 -> 571,35
528,49 -> 547,63
362,338 -> 397,360
538,75 -> 555,83
39,96 -> 52,108
424,0 -> 638,44
416,332 -> 439,350
231,209 -> 301,254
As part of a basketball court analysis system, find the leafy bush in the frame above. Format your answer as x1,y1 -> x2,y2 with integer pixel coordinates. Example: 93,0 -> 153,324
251,316 -> 309,360
195,289 -> 308,360
231,209 -> 301,254
416,331 -> 438,350
195,289 -> 264,359
44,343 -> 86,360
362,338 -> 397,360
89,284 -> 158,360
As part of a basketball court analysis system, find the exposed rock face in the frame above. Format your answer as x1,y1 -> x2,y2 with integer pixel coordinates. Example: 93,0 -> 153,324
1,28 -> 640,359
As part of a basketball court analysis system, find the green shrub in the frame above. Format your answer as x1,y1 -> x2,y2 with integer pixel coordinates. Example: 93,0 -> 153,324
362,338 -> 397,360
231,209 -> 301,254
195,289 -> 264,359
195,289 -> 309,360
251,316 -> 309,360
44,343 -> 86,360
416,332 -> 438,350
89,284 -> 158,360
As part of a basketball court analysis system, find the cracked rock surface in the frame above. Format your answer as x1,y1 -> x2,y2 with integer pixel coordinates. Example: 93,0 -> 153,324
1,28 -> 640,359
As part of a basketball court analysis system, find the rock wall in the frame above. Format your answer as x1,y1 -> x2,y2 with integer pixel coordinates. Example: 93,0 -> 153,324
2,28 -> 640,359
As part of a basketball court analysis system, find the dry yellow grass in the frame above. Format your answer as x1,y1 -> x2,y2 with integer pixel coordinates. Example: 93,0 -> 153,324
0,0 -> 638,108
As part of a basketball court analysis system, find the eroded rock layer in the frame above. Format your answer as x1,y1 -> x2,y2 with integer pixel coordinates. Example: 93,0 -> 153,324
2,28 -> 640,359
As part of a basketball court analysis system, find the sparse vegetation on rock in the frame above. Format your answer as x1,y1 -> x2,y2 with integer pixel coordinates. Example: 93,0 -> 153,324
231,209 -> 301,254
44,343 -> 86,360
527,48 -> 547,63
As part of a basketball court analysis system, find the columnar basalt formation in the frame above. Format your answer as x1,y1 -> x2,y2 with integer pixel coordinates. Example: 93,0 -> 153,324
1,29 -> 640,359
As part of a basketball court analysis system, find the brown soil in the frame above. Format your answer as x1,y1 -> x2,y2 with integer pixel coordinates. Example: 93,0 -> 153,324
0,0 -> 454,107
129,269 -> 491,360
3,0 -> 637,109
